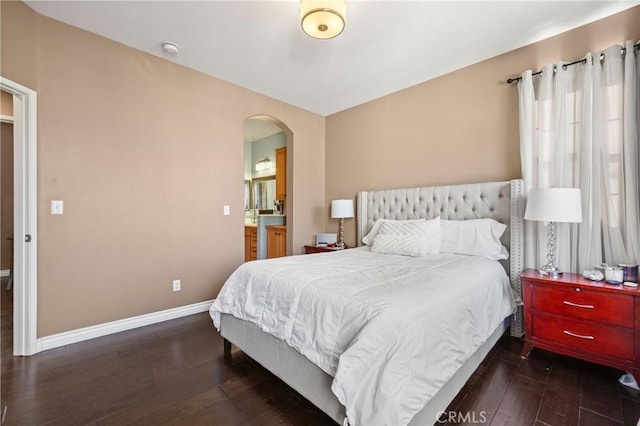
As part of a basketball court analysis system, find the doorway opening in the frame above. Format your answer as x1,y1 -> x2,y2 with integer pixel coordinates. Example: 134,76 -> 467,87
1,90 -> 15,359
243,115 -> 292,260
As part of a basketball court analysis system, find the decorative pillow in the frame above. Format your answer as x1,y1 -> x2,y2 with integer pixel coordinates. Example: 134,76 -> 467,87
371,217 -> 441,257
440,219 -> 508,260
362,218 -> 425,246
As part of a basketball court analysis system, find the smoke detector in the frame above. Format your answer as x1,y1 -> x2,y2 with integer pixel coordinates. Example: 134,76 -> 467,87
161,42 -> 179,55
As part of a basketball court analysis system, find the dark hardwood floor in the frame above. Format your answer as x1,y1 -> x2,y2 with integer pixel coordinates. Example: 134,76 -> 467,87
1,282 -> 639,425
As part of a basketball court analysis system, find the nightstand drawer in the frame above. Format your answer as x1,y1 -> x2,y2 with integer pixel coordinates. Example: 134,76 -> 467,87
532,284 -> 634,327
533,314 -> 634,360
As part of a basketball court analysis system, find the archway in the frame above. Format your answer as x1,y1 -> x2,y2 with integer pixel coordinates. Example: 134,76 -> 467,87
243,115 -> 293,259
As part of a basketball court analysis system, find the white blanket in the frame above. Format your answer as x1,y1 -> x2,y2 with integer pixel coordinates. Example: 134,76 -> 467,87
210,247 -> 515,426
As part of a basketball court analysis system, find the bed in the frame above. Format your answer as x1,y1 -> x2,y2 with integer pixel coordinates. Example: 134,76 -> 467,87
210,179 -> 524,426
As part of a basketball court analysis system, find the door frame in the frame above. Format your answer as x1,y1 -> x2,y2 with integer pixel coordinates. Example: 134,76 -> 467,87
1,77 -> 38,356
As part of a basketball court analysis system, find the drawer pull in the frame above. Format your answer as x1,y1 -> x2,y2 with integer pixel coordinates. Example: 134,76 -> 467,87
562,301 -> 594,309
563,330 -> 595,340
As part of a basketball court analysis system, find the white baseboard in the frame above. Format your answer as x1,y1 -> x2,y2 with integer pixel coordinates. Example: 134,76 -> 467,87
36,299 -> 213,353
0,269 -> 9,277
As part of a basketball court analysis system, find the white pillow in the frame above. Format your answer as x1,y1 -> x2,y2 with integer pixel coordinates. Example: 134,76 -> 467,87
440,219 -> 508,260
362,218 -> 425,246
371,217 -> 441,257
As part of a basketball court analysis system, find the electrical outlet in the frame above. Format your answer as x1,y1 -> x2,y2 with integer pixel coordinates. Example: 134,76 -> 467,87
223,205 -> 230,216
172,279 -> 181,292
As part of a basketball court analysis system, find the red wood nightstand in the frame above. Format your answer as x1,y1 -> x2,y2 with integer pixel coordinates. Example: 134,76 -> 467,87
303,245 -> 349,254
520,268 -> 639,384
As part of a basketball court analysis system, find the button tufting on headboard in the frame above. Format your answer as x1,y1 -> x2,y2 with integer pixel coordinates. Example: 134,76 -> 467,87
361,182 -> 510,244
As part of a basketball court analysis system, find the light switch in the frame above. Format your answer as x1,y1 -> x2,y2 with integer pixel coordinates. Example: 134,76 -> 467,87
51,200 -> 63,215
223,205 -> 230,216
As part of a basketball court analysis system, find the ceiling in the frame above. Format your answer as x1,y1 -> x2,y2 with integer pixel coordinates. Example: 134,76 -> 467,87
25,1 -> 639,116
244,117 -> 282,143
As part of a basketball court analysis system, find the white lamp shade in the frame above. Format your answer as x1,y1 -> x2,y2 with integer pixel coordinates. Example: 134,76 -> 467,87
331,199 -> 353,219
300,0 -> 346,39
525,188 -> 583,223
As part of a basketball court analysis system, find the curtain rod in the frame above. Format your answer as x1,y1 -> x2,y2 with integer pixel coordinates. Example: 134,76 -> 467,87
506,42 -> 640,84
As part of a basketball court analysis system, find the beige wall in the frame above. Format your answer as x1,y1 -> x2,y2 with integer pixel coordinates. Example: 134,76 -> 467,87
1,1 -> 325,336
1,90 -> 14,270
325,6 -> 640,247
1,91 -> 13,116
1,119 -> 14,271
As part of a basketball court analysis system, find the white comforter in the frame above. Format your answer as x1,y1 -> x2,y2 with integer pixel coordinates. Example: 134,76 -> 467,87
210,247 -> 515,426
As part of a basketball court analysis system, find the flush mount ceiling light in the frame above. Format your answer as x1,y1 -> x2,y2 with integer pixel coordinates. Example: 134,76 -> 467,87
300,0 -> 346,39
161,42 -> 179,55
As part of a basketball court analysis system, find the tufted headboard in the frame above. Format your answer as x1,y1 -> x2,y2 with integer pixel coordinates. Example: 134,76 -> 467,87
356,180 -> 525,337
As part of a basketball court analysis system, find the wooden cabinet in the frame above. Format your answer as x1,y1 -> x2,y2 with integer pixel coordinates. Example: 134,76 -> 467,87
244,226 -> 257,262
275,147 -> 286,201
303,245 -> 349,254
521,269 -> 639,384
266,225 -> 286,259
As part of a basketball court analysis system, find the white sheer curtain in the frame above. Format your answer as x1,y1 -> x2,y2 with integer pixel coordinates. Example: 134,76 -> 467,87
518,41 -> 640,273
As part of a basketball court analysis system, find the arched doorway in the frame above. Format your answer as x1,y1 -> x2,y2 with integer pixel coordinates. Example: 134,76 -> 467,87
243,115 -> 292,260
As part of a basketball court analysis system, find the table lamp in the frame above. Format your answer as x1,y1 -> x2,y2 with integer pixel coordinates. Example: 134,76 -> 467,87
331,199 -> 353,249
524,188 -> 582,277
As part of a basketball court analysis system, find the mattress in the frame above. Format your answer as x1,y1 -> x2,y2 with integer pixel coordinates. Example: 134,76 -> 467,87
210,247 -> 515,426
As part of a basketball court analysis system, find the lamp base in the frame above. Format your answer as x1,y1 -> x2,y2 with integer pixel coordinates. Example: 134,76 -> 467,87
337,217 -> 345,250
539,264 -> 562,279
